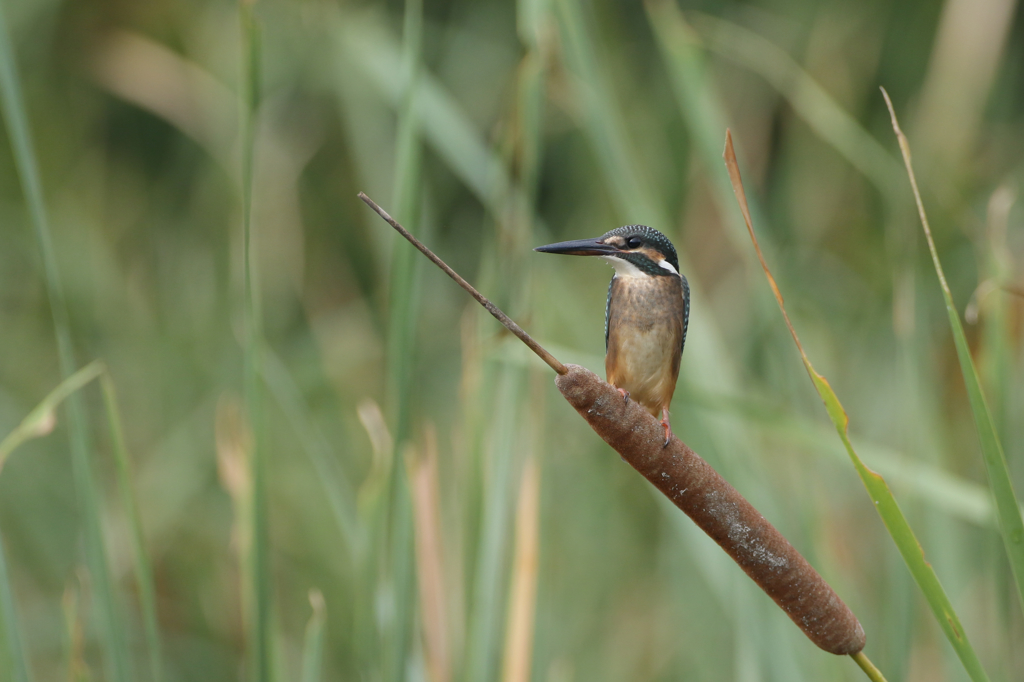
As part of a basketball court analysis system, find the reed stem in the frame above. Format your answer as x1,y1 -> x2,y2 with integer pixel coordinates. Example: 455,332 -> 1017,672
358,192 -> 567,375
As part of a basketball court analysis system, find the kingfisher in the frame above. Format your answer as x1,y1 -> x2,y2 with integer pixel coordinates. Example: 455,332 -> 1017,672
535,226 -> 689,446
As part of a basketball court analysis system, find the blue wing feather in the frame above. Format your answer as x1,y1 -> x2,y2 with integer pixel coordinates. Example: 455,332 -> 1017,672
605,276 -> 614,352
680,274 -> 690,356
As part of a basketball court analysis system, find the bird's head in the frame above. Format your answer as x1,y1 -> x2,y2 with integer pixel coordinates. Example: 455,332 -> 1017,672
534,225 -> 680,278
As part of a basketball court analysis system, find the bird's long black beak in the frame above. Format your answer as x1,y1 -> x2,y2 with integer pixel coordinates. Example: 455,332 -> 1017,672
533,237 -> 619,256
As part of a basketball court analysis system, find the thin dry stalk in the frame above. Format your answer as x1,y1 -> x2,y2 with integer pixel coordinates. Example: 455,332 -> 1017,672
1002,284 -> 1024,298
410,426 -> 451,682
358,192 -> 566,375
501,456 -> 541,682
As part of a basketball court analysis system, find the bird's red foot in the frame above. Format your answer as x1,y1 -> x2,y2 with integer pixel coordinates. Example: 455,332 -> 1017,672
661,407 -> 673,448
617,387 -> 630,402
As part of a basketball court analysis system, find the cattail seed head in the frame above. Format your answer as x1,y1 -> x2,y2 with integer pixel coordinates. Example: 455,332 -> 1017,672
556,364 -> 865,655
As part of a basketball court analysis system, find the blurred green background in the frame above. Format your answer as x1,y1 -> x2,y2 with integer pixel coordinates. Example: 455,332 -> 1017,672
0,0 -> 1022,680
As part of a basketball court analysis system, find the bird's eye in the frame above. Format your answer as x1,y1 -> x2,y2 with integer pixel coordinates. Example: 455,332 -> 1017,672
626,236 -> 642,249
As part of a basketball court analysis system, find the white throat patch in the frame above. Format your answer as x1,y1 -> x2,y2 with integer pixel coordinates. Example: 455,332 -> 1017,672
600,254 -> 678,277
600,255 -> 645,278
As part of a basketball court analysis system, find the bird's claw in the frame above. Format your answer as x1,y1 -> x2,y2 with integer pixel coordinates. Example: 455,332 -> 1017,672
661,408 -> 673,448
617,387 -> 630,402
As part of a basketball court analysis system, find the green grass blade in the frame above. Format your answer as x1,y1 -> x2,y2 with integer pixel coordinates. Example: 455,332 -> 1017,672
387,0 -> 424,453
0,361 -> 104,468
380,472 -> 415,682
724,133 -> 990,682
238,4 -> 271,681
335,13 -> 516,223
0,361 -> 109,682
514,0 -> 550,220
643,0 -> 754,253
0,529 -> 32,682
554,0 -> 664,225
300,590 -> 326,682
688,11 -> 901,195
261,352 -> 363,557
100,374 -> 163,682
465,367 -> 523,682
883,91 -> 1024,614
0,5 -> 132,680
381,3 -> 424,681
0,361 -> 128,682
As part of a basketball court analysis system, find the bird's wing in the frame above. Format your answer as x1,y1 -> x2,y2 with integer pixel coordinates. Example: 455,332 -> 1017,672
605,276 -> 615,352
680,274 -> 690,357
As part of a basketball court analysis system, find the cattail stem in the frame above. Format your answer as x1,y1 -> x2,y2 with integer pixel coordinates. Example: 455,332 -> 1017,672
852,651 -> 887,682
359,192 -> 567,375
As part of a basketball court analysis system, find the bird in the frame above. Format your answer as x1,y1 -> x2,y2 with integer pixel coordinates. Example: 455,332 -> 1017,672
535,225 -> 689,447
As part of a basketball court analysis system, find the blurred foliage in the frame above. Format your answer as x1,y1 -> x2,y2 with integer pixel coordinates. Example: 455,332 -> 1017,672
0,0 -> 1023,680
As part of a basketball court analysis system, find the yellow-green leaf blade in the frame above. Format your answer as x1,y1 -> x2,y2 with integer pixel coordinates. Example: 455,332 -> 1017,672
817,375 -> 987,679
724,132 -> 990,682
883,89 -> 1024,616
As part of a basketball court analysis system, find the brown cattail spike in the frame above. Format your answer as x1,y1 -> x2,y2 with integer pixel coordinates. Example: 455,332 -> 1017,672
556,364 -> 865,655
